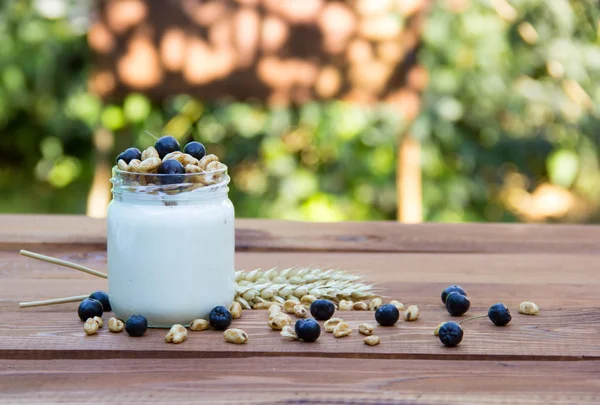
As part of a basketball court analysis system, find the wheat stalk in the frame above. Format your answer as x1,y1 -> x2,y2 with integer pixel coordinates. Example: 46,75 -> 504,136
234,267 -> 379,309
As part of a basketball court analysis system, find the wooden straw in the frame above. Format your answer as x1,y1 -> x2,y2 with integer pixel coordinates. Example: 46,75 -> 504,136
19,250 -> 108,279
19,294 -> 89,308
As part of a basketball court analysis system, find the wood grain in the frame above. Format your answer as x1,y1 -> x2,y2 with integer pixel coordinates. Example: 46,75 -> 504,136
4,214 -> 600,253
2,304 -> 599,361
2,215 -> 600,404
2,246 -> 600,361
1,358 -> 599,405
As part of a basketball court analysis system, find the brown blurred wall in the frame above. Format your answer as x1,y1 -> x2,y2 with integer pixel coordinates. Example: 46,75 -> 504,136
89,0 -> 429,221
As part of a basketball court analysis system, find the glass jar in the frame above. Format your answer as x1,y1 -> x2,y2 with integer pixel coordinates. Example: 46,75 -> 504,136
107,165 -> 234,328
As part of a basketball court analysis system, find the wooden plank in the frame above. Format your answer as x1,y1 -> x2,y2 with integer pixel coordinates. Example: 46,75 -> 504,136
2,303 -> 598,361
3,249 -> 600,301
1,247 -> 599,360
3,214 -> 600,253
1,358 -> 599,404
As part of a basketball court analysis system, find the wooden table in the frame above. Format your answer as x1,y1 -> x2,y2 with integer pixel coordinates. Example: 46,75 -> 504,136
1,215 -> 599,404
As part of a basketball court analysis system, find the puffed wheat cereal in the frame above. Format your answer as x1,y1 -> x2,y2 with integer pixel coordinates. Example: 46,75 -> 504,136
268,313 -> 292,330
186,164 -> 202,174
162,151 -> 184,162
199,154 -> 218,170
519,301 -> 540,315
324,318 -> 344,333
333,322 -> 352,338
224,328 -> 248,344
364,335 -> 380,346
117,159 -> 128,171
369,298 -> 383,311
300,295 -> 317,306
206,160 -> 224,172
181,153 -> 199,166
359,323 -> 374,336
403,305 -> 419,321
84,318 -> 99,335
353,302 -> 368,310
141,146 -> 159,160
108,317 -> 124,333
283,299 -> 297,314
293,304 -> 307,318
390,300 -> 404,311
230,301 -> 242,319
253,302 -> 272,310
280,325 -> 299,340
189,319 -> 210,331
339,300 -> 353,311
93,316 -> 103,328
136,157 -> 161,173
165,324 -> 187,344
268,303 -> 283,315
127,159 -> 141,171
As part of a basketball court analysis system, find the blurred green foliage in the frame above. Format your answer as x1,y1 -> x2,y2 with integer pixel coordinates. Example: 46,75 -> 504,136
0,0 -> 599,222
418,0 -> 600,222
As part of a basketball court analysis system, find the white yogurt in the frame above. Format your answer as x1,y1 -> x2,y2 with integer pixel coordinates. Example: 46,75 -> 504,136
107,170 -> 234,327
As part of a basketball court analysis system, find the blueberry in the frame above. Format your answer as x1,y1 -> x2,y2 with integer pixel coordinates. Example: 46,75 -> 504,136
445,292 -> 471,316
441,285 -> 467,304
438,321 -> 464,347
295,318 -> 321,342
116,148 -> 142,164
374,304 -> 400,326
157,159 -> 185,184
154,135 -> 180,159
89,291 -> 111,312
309,299 -> 335,321
183,141 -> 206,160
78,298 -> 103,321
488,303 -> 512,326
209,306 -> 232,330
125,314 -> 148,337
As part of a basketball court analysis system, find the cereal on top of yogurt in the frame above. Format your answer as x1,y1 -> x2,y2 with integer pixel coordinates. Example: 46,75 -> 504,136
114,136 -> 226,192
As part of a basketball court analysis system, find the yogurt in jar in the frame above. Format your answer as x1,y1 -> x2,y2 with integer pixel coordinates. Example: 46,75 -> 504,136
107,166 -> 234,327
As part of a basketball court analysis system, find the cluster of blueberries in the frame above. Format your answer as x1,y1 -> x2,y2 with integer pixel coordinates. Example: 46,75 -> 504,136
78,293 -> 233,337
116,136 -> 208,184
439,285 -> 512,347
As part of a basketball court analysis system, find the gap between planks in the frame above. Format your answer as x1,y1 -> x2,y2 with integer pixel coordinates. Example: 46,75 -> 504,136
1,348 -> 599,362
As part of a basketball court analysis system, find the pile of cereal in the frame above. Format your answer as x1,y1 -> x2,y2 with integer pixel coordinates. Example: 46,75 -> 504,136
114,136 -> 226,190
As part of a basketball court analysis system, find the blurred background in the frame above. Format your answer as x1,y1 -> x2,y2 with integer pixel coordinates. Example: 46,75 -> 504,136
0,0 -> 599,223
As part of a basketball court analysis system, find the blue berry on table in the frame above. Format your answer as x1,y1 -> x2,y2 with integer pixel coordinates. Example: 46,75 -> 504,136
374,303 -> 400,326
295,318 -> 321,342
78,298 -> 103,321
116,148 -> 141,164
209,306 -> 232,330
441,285 -> 467,304
309,299 -> 335,321
438,321 -> 464,347
157,159 -> 185,184
89,291 -> 111,312
445,291 -> 471,316
125,314 -> 148,337
183,141 -> 206,160
488,303 -> 512,326
154,135 -> 180,159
